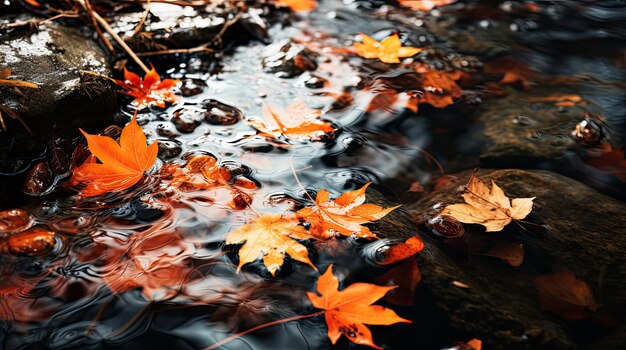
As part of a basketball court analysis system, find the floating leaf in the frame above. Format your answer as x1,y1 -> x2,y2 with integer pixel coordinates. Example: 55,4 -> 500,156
441,174 -> 535,232
116,67 -> 179,109
478,241 -> 525,267
226,213 -> 316,276
466,338 -> 482,350
398,0 -> 456,11
246,101 -> 334,141
377,236 -> 424,266
296,183 -> 399,239
70,115 -> 158,197
277,0 -> 317,12
307,264 -> 411,349
354,33 -> 422,64
374,258 -> 421,306
535,270 -> 600,320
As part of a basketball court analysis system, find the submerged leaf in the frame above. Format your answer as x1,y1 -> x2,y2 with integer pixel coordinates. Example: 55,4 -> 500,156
307,264 -> 411,349
535,270 -> 600,320
116,67 -> 179,109
226,213 -> 316,276
70,116 -> 158,196
354,33 -> 422,64
246,101 -> 334,141
296,183 -> 399,239
441,174 -> 535,232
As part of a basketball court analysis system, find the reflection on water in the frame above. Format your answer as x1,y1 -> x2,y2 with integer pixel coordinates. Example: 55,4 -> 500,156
2,0 -> 626,349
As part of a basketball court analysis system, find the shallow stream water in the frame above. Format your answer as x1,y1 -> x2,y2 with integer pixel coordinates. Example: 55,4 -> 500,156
1,1 -> 626,349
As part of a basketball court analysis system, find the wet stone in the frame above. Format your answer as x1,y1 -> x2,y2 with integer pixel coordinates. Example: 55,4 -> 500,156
171,107 -> 204,133
0,16 -> 117,172
6,226 -> 55,256
156,123 -> 180,138
0,209 -> 33,235
202,99 -> 243,125
375,169 -> 626,350
158,140 -> 183,159
302,73 -> 329,89
261,40 -> 318,78
180,79 -> 207,97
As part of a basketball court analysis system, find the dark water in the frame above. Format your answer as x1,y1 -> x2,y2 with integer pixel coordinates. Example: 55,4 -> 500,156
2,1 -> 626,349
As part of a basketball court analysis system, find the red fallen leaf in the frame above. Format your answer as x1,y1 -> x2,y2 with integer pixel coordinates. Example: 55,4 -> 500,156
71,115 -> 158,197
407,181 -> 424,193
483,57 -> 537,90
98,229 -> 195,301
365,90 -> 419,113
377,236 -> 424,266
586,146 -> 626,182
246,101 -> 334,141
276,0 -> 317,12
374,258 -> 421,306
162,155 -> 257,209
531,94 -> 586,107
307,264 -> 411,349
398,0 -> 456,11
354,33 -> 422,64
535,270 -> 600,319
116,67 -> 179,109
416,66 -> 463,108
466,338 -> 482,350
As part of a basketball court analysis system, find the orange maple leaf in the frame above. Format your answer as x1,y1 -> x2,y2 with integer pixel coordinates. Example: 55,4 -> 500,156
276,0 -> 317,12
246,100 -> 334,141
71,115 -> 158,197
296,183 -> 399,239
354,33 -> 422,64
378,236 -> 424,265
398,0 -> 456,11
307,264 -> 411,349
116,67 -> 179,109
416,66 -> 463,108
226,213 -> 316,276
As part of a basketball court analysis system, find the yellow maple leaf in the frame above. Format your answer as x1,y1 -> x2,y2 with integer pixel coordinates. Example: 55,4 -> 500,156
226,213 -> 316,276
441,175 -> 535,232
297,183 -> 399,239
354,33 -> 422,64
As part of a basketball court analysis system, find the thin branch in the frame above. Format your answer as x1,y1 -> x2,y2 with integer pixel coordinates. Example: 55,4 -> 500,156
203,311 -> 325,350
82,0 -> 116,54
91,11 -> 150,73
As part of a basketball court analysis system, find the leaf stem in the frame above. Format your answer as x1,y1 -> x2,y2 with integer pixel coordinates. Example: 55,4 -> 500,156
203,310 -> 325,350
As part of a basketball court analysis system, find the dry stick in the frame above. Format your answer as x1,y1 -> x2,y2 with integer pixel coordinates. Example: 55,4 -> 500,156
82,0 -> 116,54
131,0 -> 151,37
4,12 -> 80,29
203,311 -> 325,350
91,11 -> 150,74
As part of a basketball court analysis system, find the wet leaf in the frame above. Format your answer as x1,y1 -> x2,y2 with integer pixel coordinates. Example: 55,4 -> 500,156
226,213 -> 316,276
416,66 -> 463,108
398,0 -> 456,11
277,0 -> 317,12
307,264 -> 411,349
374,258 -> 421,306
354,33 -> 422,64
532,94 -> 585,107
441,174 -> 535,232
466,338 -> 482,350
478,242 -> 524,267
296,183 -> 399,239
246,101 -> 334,141
116,67 -> 179,109
377,236 -> 424,265
535,270 -> 600,319
70,115 -> 158,197
99,230 -> 195,301
586,145 -> 626,182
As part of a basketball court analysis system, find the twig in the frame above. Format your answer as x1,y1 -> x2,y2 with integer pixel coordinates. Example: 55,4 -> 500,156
136,46 -> 214,57
131,0 -> 151,37
82,0 -> 116,54
4,13 -> 80,29
203,311 -> 325,350
91,11 -> 150,73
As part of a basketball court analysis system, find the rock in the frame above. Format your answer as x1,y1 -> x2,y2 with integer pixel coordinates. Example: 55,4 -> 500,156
375,169 -> 626,349
261,40 -> 318,78
475,88 -> 602,165
112,4 -> 233,51
0,16 -> 117,173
